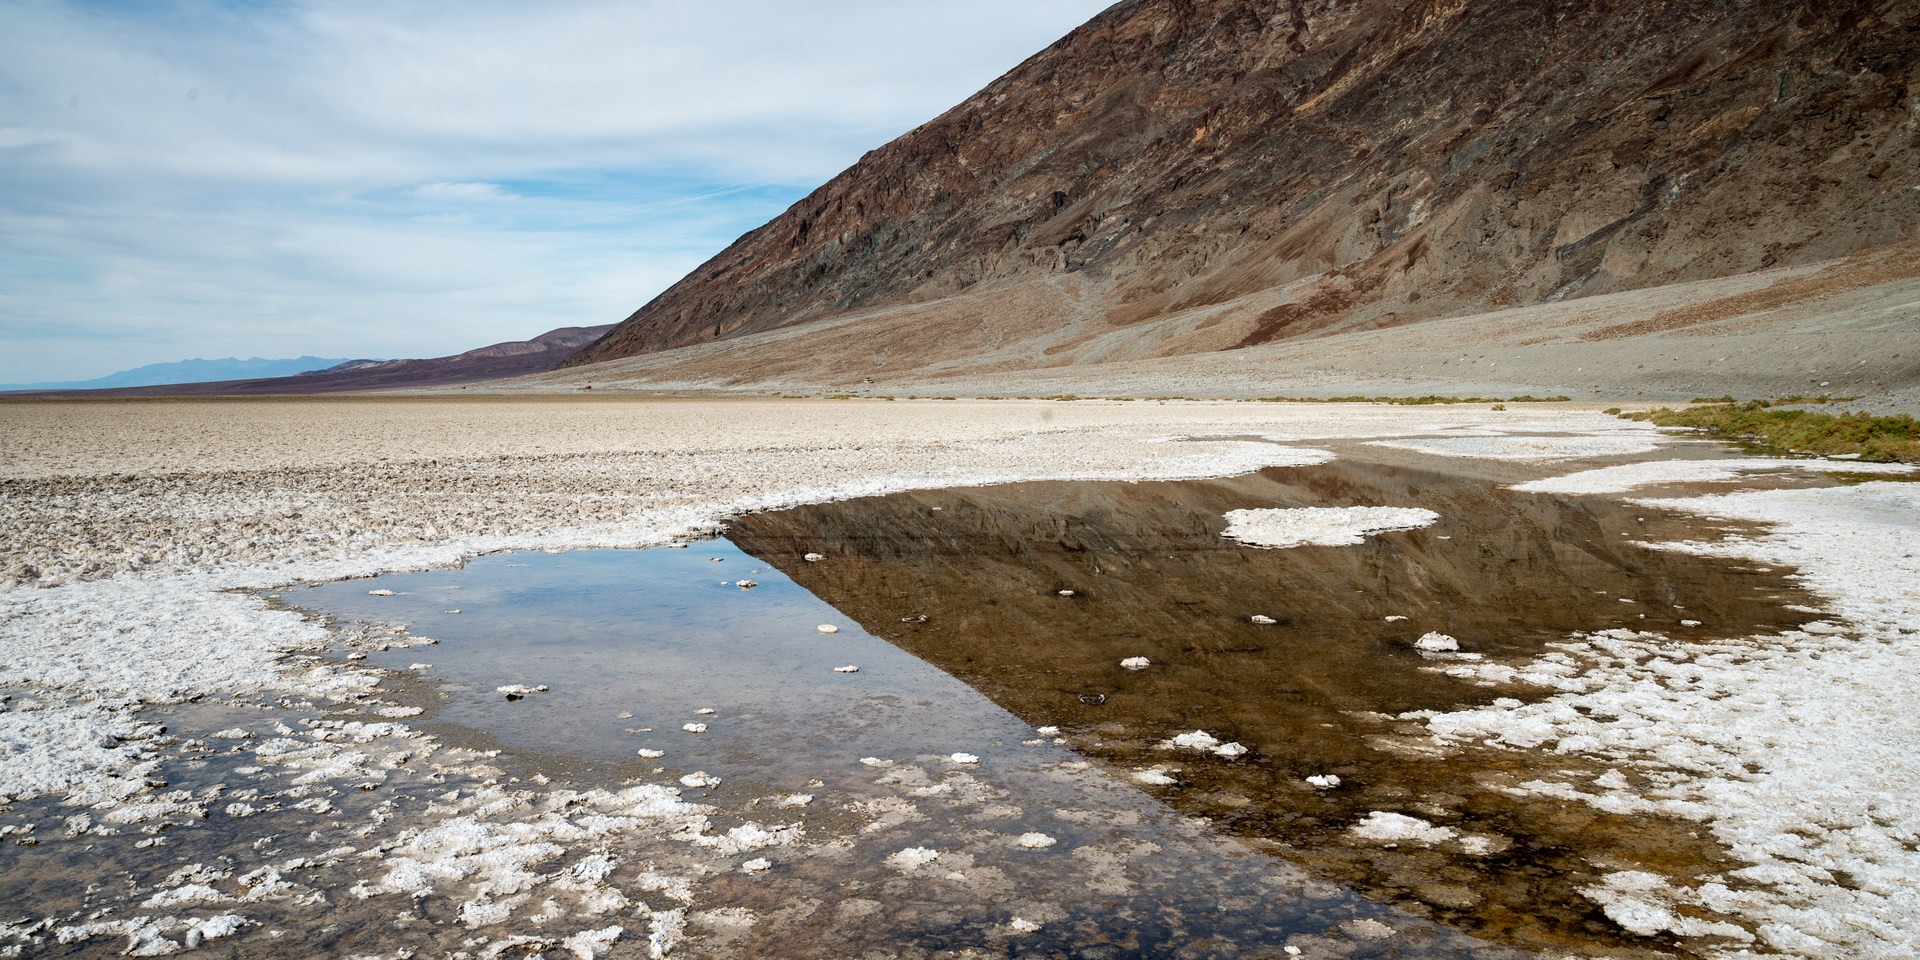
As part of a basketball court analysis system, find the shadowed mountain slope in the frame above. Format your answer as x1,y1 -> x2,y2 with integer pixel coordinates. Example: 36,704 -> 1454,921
565,0 -> 1919,374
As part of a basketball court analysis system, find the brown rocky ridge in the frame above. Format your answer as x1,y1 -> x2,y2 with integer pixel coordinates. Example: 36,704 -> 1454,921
563,0 -> 1918,386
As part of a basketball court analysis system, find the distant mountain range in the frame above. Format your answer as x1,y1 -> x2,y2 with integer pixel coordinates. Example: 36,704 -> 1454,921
1,356 -> 357,392
5,325 -> 616,397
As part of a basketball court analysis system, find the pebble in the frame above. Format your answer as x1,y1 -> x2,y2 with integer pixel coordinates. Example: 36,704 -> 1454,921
817,624 -> 839,634
803,552 -> 825,562
1120,656 -> 1151,670
1249,614 -> 1276,624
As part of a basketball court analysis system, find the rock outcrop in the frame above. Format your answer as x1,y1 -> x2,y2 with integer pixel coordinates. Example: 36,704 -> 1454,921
566,0 -> 1919,372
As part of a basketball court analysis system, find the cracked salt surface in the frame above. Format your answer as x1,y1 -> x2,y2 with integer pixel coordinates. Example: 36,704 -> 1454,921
1420,477 -> 1920,958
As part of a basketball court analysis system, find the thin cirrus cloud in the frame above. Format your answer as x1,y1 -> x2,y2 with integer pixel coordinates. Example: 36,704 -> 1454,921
0,0 -> 1113,385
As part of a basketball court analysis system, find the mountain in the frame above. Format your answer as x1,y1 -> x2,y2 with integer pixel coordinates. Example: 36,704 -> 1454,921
563,0 -> 1919,380
0,356 -> 353,392
20,326 -> 613,397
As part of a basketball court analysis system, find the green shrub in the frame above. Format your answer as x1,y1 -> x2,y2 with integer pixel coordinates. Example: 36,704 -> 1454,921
1622,401 -> 1920,463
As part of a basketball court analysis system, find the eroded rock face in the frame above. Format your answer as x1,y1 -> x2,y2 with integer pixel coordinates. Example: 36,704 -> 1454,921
568,0 -> 1919,369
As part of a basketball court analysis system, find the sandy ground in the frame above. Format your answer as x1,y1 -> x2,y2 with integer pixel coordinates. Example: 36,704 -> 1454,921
2,397 -> 1918,958
493,246 -> 1920,418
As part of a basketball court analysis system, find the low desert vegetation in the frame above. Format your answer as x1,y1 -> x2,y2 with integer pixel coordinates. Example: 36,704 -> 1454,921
1255,394 -> 1571,405
1625,400 -> 1920,463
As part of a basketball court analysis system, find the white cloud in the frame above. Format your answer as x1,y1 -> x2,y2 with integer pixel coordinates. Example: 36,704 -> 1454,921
0,0 -> 1113,383
411,182 -> 516,202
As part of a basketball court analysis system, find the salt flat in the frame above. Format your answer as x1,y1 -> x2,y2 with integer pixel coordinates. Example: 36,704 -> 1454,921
1,396 -> 1916,958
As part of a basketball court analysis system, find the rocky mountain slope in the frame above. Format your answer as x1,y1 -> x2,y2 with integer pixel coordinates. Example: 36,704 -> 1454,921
565,0 -> 1918,375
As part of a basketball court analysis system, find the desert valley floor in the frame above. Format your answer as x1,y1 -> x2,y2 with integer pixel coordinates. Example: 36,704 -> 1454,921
2,396 -> 1918,959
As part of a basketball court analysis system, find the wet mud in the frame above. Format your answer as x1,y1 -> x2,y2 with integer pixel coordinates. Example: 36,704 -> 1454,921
727,456 -> 1827,958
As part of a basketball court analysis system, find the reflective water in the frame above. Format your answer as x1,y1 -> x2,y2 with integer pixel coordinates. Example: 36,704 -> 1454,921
726,457 -> 1823,957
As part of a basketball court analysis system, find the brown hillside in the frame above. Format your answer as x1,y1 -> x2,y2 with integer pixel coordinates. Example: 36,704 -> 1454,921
565,0 -> 1919,371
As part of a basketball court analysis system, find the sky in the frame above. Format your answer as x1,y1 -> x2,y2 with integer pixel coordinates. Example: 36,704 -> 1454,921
0,0 -> 1113,384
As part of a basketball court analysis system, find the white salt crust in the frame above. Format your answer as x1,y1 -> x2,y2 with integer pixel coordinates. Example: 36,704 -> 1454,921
1365,432 -> 1664,462
1222,506 -> 1439,549
1421,480 -> 1920,957
1510,457 -> 1914,495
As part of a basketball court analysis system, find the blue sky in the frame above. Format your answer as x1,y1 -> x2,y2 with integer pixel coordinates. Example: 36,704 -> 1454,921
0,0 -> 1113,383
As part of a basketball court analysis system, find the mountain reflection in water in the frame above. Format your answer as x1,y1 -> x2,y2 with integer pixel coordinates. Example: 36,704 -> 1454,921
730,458 -> 1820,956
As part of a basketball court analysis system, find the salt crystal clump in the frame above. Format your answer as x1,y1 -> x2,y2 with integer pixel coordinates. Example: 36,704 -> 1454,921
859,757 -> 892,767
1015,832 -> 1057,849
885,847 -> 940,871
1058,589 -> 1076,597
833,665 -> 860,673
1120,657 -> 1151,670
1249,614 -> 1276,624
694,708 -> 716,715
496,684 -> 548,699
741,858 -> 771,874
1306,774 -> 1341,789
1133,768 -> 1179,786
816,624 -> 839,634
681,723 -> 707,734
803,553 -> 824,562
1349,811 -> 1457,846
1036,726 -> 1060,736
1413,632 -> 1460,652
636,749 -> 664,759
1164,730 -> 1254,757
1384,615 -> 1408,622
679,771 -> 720,788
1009,918 -> 1042,934
949,752 -> 980,764
367,589 -> 396,597
735,580 -> 757,589
1223,506 -> 1440,549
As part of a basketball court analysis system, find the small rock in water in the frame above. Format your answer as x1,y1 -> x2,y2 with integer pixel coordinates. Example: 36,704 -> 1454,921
833,664 -> 860,673
1120,656 -> 1151,670
617,710 -> 633,719
803,552 -> 825,562
816,624 -> 840,634
736,579 -> 758,589
1249,614 -> 1276,625
1414,632 -> 1460,652
695,708 -> 716,715
368,589 -> 396,597
682,723 -> 708,734
496,684 -> 548,700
